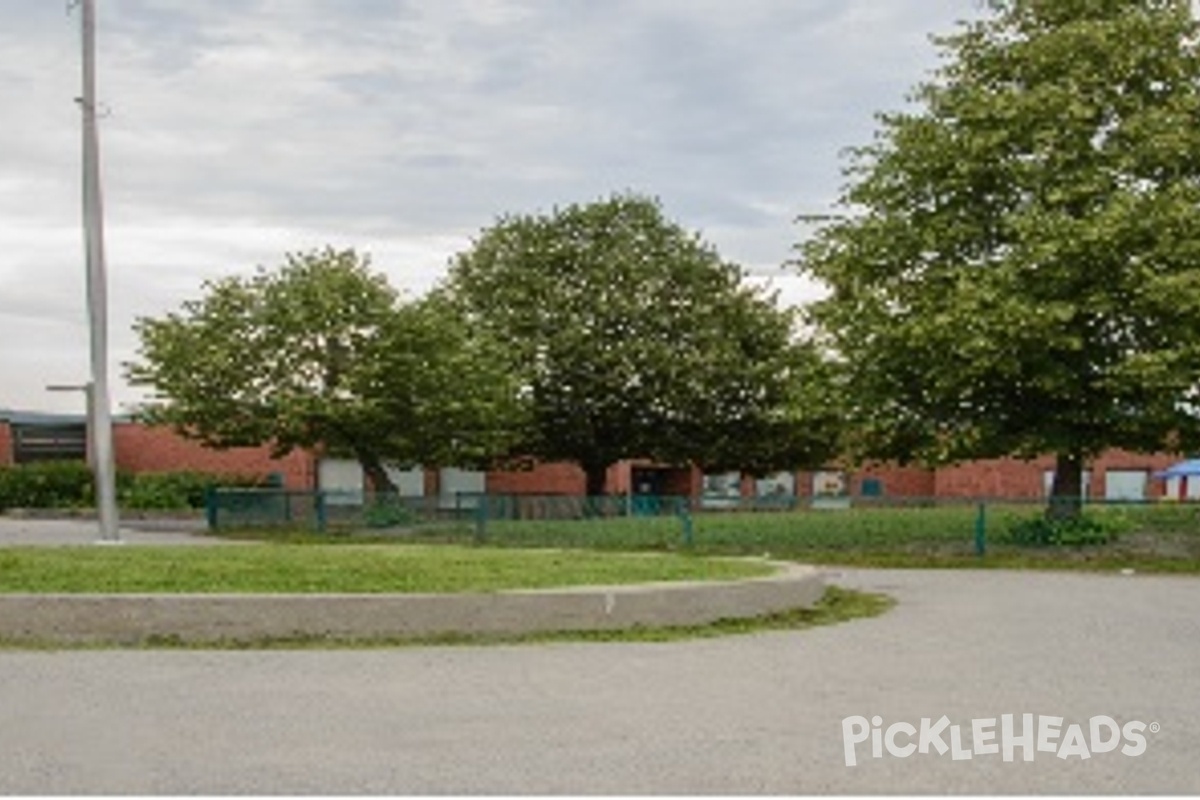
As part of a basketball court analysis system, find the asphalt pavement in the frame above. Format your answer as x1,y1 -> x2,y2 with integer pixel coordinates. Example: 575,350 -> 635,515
0,563 -> 1196,794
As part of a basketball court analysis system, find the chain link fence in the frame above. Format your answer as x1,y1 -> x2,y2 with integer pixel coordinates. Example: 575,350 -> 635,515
205,489 -> 1200,561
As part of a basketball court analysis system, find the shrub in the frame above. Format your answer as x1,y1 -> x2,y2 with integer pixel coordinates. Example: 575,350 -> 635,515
121,472 -> 268,510
0,461 -> 95,510
1005,513 -> 1131,547
0,464 -> 271,512
362,495 -> 417,529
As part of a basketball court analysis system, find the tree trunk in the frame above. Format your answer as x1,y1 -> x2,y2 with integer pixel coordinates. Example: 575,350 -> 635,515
584,462 -> 609,498
356,450 -> 397,494
582,461 -> 612,518
1047,451 -> 1084,520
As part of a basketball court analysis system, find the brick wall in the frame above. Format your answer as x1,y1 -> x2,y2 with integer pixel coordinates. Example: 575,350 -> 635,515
484,460 -> 707,497
664,466 -> 702,497
0,422 -> 12,466
480,455 -> 1181,501
13,412 -> 1187,502
487,462 -> 587,495
484,461 -> 701,497
935,451 -> 1178,500
113,423 -> 316,489
854,464 -> 937,498
934,457 -> 1053,499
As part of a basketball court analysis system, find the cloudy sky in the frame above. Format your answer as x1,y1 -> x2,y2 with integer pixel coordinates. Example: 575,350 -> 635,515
1,0 -> 988,414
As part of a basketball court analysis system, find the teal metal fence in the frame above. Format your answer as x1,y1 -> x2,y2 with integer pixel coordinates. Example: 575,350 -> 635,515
204,489 -> 694,543
205,489 -> 457,533
205,489 -> 1200,560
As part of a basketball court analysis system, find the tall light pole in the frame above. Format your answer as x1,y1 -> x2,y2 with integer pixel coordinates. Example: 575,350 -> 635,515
78,0 -> 120,544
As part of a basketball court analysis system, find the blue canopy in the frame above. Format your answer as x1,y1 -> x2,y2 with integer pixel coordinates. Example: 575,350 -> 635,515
1155,459 -> 1200,479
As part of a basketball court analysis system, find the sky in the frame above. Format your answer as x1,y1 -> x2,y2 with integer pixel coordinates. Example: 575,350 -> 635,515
0,0 -> 991,414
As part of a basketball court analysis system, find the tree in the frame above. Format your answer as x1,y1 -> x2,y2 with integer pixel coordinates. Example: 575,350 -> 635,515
442,194 -> 841,496
798,0 -> 1200,516
127,247 -> 523,491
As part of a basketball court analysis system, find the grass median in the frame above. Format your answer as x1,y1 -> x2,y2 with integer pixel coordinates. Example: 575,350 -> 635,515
0,544 -> 773,594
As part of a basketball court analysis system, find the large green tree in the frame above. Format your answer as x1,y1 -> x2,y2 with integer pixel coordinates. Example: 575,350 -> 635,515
443,194 -> 840,495
127,247 -> 523,490
800,0 -> 1200,515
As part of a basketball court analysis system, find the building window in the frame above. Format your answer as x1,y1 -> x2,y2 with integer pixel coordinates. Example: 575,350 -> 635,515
13,424 -> 87,464
1104,470 -> 1148,502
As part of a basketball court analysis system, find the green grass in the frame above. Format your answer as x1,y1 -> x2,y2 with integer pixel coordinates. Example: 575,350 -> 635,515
0,544 -> 772,594
401,504 -> 1002,554
200,500 -> 1200,574
390,502 -> 1200,573
0,586 -> 892,650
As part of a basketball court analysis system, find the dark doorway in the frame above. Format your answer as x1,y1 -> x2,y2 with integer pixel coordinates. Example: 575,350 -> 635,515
630,466 -> 691,516
631,466 -> 670,497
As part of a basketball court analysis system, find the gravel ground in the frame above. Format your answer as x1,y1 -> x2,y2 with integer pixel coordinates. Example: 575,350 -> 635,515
0,566 -> 1196,794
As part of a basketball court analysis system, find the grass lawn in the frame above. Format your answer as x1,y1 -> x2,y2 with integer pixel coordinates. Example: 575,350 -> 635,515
0,544 -> 773,594
382,502 -> 1200,573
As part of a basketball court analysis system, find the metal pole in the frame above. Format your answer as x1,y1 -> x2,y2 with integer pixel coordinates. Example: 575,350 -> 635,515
974,502 -> 987,558
79,0 -> 120,544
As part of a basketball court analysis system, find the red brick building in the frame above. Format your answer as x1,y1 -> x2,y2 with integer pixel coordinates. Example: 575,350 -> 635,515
112,422 -> 315,490
0,409 -> 1188,502
0,411 -> 313,489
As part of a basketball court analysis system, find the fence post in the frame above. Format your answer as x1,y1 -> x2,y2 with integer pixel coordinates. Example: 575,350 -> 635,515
679,497 -> 694,548
315,491 -> 327,534
474,495 -> 488,544
974,502 -> 987,557
205,486 -> 218,531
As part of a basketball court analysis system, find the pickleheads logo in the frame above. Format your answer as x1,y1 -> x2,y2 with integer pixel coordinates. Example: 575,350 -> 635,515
842,714 -> 1157,767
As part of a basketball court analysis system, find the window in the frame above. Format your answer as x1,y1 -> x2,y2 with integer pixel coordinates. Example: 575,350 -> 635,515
1104,470 -> 1148,502
13,424 -> 86,464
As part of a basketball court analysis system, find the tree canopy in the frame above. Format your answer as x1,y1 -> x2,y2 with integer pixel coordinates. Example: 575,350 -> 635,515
443,194 -> 840,494
799,0 -> 1200,513
127,247 -> 523,490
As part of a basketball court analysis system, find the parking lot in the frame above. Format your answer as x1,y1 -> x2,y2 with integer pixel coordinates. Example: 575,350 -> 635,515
0,524 -> 1196,794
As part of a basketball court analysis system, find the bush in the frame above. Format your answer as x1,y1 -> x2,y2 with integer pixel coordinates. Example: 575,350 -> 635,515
0,461 -> 95,511
1005,513 -> 1130,547
120,471 -> 268,510
362,495 -> 417,529
0,464 -> 270,512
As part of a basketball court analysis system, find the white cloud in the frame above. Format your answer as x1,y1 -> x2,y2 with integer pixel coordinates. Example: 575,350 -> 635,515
0,0 -> 987,412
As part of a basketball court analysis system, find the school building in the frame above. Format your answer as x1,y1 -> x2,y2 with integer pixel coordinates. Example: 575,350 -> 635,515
0,409 -> 1191,505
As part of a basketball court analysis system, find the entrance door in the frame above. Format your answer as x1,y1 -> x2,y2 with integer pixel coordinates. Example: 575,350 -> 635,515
631,467 -> 668,516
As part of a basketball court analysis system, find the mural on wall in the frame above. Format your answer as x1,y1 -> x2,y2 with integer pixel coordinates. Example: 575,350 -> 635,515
755,472 -> 797,507
812,471 -> 848,497
812,470 -> 850,509
756,472 -> 794,496
702,472 -> 742,508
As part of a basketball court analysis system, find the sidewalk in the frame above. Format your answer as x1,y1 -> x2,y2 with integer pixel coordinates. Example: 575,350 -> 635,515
0,516 -> 220,546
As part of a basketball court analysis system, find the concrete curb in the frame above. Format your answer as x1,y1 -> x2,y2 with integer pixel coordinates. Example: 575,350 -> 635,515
0,562 -> 824,645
